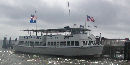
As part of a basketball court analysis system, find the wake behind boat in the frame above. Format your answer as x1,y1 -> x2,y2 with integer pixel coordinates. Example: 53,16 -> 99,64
14,26 -> 103,56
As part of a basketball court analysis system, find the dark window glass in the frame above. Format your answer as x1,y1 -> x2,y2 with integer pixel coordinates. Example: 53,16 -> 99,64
71,41 -> 74,46
75,41 -> 79,46
60,41 -> 66,46
19,41 -> 24,43
51,42 -> 53,45
35,42 -> 39,46
83,41 -> 85,43
54,42 -> 56,46
67,41 -> 70,46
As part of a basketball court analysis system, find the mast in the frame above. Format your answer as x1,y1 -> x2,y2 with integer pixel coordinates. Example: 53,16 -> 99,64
85,15 -> 87,29
35,10 -> 38,36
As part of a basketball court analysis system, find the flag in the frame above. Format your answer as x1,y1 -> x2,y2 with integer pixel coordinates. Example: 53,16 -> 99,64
87,15 -> 91,21
87,15 -> 95,22
90,17 -> 95,22
30,14 -> 37,23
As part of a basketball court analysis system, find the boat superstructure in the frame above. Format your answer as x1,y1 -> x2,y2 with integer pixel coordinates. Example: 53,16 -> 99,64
14,26 -> 103,56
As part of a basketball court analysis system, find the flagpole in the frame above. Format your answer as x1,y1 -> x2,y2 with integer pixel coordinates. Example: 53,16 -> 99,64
35,10 -> 37,36
67,0 -> 70,16
36,21 -> 37,36
85,15 -> 87,29
85,19 -> 86,28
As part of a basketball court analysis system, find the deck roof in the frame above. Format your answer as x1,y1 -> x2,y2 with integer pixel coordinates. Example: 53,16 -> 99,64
23,28 -> 91,33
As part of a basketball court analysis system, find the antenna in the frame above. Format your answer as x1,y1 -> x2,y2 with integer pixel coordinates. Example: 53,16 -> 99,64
67,0 -> 70,16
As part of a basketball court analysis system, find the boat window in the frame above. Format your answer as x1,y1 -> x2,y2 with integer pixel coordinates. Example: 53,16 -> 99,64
19,41 -> 24,43
75,41 -> 79,46
51,42 -> 53,46
64,41 -> 66,46
60,41 -> 66,46
67,41 -> 70,46
48,42 -> 50,45
71,41 -> 74,46
86,41 -> 88,45
30,41 -> 34,46
18,41 -> 24,45
54,42 -> 56,46
35,42 -> 39,46
83,41 -> 85,45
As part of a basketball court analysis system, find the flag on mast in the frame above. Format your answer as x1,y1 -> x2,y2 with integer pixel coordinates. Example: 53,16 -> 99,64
87,15 -> 95,22
87,15 -> 91,21
90,17 -> 95,22
30,14 -> 37,23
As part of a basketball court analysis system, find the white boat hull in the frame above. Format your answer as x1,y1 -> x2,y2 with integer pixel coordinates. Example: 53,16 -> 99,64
14,46 -> 103,56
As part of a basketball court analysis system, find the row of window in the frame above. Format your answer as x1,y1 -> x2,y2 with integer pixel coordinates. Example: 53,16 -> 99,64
18,41 -> 43,46
23,36 -> 42,39
47,41 -> 79,46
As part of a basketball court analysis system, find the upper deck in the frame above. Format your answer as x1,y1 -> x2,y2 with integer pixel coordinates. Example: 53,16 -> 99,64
23,26 -> 91,35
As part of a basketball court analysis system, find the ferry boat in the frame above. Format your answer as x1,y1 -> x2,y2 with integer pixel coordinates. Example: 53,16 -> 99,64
14,26 -> 103,56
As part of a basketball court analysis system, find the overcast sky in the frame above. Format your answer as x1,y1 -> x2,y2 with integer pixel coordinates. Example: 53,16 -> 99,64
0,0 -> 130,40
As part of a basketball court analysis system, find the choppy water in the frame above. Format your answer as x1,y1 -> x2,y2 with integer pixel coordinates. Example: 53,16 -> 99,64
0,41 -> 130,65
0,49 -> 130,65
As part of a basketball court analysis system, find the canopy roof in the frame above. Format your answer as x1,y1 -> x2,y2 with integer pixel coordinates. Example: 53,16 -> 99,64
23,27 -> 91,33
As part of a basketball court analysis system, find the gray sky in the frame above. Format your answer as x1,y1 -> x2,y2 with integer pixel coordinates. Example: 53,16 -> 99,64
0,0 -> 130,39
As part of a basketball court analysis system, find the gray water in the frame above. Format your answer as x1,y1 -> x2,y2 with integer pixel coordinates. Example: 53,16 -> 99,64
0,41 -> 130,65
